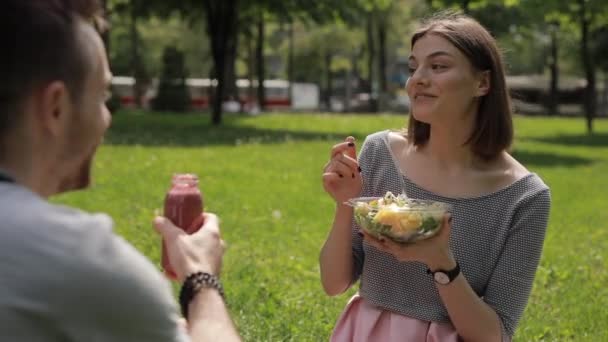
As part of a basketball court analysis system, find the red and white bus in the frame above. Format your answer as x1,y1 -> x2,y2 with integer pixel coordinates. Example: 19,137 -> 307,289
111,77 -> 319,111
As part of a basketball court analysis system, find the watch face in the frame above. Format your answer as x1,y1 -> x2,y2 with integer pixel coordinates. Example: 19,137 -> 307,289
434,272 -> 451,285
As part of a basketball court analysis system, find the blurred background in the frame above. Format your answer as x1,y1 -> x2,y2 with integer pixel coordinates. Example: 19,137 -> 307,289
51,2 -> 607,340
102,0 -> 608,132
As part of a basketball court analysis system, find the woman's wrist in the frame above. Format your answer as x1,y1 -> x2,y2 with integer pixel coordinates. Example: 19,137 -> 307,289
425,248 -> 457,272
335,201 -> 353,210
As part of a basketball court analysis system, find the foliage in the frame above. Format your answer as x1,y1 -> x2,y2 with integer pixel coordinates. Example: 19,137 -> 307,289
54,111 -> 608,341
107,5 -> 211,77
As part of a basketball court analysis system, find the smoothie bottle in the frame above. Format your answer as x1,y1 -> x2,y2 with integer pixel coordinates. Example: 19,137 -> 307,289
162,173 -> 204,280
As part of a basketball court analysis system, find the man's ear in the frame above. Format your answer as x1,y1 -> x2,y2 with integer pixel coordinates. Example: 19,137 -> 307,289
36,81 -> 71,136
476,70 -> 490,97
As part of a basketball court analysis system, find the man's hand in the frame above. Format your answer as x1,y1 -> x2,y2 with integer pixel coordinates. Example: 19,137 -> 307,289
153,213 -> 225,282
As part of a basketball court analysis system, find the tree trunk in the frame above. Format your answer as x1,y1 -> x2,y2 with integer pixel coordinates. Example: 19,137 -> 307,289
256,10 -> 266,111
354,45 -> 362,83
378,20 -> 387,93
548,27 -> 559,116
101,0 -> 110,55
247,30 -> 255,112
224,34 -> 238,104
603,72 -> 608,116
130,4 -> 143,108
344,55 -> 354,112
325,52 -> 333,111
205,0 -> 239,125
288,20 -> 294,107
579,0 -> 596,133
367,11 -> 377,112
377,18 -> 387,111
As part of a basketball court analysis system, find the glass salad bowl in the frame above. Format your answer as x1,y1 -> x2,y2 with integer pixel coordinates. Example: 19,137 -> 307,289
346,191 -> 452,243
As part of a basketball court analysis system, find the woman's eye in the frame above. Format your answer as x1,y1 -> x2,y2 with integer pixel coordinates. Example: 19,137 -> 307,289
431,64 -> 446,70
408,66 -> 416,74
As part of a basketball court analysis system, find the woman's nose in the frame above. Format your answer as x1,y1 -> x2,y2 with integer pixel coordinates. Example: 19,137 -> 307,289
408,68 -> 429,86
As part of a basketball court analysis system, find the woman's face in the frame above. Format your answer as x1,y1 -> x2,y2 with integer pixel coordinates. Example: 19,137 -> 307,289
406,33 -> 488,127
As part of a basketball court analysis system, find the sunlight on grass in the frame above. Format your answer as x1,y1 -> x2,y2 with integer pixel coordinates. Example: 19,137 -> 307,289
52,111 -> 608,341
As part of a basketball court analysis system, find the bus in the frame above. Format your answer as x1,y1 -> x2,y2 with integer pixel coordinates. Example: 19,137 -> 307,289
111,77 -> 319,112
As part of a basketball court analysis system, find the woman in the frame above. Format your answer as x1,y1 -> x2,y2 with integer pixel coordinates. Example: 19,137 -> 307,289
320,12 -> 551,342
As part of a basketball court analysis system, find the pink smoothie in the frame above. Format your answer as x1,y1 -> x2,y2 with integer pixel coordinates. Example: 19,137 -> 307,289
162,173 -> 204,280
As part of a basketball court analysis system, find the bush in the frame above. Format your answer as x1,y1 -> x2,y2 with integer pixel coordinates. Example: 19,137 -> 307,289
153,46 -> 190,112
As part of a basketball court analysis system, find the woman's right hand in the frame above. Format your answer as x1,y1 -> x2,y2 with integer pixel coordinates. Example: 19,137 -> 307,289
322,136 -> 362,203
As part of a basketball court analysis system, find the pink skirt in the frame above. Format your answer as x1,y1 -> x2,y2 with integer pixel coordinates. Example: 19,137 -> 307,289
331,294 -> 461,342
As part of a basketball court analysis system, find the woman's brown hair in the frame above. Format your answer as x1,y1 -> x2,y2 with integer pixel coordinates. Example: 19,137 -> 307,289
407,12 -> 513,160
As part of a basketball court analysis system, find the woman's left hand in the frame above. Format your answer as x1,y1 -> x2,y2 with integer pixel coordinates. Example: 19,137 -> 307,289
362,214 -> 456,270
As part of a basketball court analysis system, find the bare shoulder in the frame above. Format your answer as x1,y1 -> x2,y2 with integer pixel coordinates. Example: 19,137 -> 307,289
502,151 -> 531,180
474,152 -> 531,193
387,130 -> 411,153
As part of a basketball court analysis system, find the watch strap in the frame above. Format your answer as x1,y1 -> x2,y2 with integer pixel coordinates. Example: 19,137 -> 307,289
426,261 -> 460,284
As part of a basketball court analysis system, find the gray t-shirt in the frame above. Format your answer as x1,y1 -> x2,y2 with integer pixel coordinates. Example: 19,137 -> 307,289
352,131 -> 551,337
0,180 -> 189,342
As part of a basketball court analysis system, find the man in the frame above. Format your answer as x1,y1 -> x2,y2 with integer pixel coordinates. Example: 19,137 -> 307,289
0,1 -> 240,341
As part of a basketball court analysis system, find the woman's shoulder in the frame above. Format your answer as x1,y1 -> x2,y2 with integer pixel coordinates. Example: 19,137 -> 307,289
493,154 -> 550,203
362,130 -> 410,150
363,130 -> 391,144
501,152 -> 549,191
360,130 -> 412,162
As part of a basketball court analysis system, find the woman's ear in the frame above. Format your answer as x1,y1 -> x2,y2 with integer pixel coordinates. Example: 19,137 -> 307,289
476,70 -> 490,97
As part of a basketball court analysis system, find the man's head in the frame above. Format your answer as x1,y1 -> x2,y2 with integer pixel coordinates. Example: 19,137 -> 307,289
1,0 -> 112,196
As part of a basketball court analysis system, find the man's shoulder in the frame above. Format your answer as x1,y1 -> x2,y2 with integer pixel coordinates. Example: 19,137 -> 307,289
0,183 -> 168,302
0,183 -> 114,256
0,184 -> 180,338
0,188 -> 180,341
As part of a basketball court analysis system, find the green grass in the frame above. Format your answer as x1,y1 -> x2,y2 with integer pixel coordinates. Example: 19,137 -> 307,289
52,111 -> 608,341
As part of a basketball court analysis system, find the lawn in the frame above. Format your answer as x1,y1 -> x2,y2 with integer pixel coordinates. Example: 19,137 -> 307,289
52,111 -> 608,341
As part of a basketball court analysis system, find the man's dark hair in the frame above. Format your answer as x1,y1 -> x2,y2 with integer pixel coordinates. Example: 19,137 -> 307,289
0,0 -> 103,136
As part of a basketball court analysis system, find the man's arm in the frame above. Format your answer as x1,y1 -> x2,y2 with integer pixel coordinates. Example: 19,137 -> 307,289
188,289 -> 241,342
154,213 -> 242,342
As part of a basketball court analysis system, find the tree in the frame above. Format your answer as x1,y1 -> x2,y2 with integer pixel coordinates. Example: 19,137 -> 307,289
519,0 -> 608,133
366,11 -> 376,106
547,20 -> 560,115
256,10 -> 266,110
161,0 -> 239,124
592,26 -> 608,116
360,0 -> 415,111
239,0 -> 377,112
240,0 -> 292,112
203,1 -> 239,124
100,0 -> 110,54
111,0 -> 158,108
577,0 -> 596,132
153,46 -> 190,112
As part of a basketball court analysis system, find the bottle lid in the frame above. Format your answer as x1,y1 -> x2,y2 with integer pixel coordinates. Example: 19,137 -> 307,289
172,173 -> 199,186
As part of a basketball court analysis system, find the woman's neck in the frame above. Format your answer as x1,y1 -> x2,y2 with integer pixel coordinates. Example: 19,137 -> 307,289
417,109 -> 486,172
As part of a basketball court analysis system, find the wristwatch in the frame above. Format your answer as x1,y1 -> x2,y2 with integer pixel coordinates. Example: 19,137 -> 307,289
426,262 -> 460,285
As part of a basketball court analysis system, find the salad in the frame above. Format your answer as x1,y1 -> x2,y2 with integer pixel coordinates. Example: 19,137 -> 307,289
348,191 -> 451,243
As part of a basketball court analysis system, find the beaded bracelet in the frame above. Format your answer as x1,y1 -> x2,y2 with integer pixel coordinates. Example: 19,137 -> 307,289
179,271 -> 225,320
